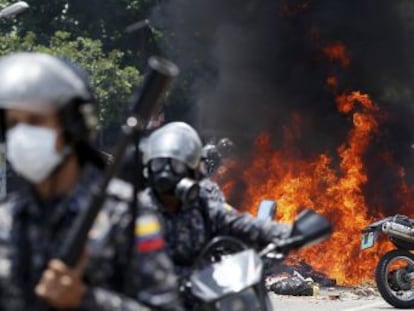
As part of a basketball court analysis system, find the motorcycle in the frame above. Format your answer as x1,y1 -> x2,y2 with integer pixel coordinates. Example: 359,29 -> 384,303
361,214 -> 414,308
185,209 -> 332,311
210,199 -> 277,259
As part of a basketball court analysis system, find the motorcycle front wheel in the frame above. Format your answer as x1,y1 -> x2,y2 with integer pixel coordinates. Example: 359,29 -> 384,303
376,249 -> 414,309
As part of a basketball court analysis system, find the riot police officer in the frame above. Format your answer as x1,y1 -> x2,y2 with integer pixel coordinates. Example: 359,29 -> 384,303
199,137 -> 235,203
139,122 -> 290,308
199,143 -> 221,177
0,52 -> 182,310
199,143 -> 226,203
154,122 -> 226,203
199,137 -> 234,179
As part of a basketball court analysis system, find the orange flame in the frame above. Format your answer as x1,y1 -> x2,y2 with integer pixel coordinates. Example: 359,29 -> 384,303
219,91 -> 402,285
322,42 -> 350,68
326,76 -> 338,91
215,35 -> 414,285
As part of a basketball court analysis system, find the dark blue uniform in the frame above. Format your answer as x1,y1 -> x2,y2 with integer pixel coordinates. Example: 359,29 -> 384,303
138,188 -> 290,279
198,179 -> 226,203
0,166 -> 182,311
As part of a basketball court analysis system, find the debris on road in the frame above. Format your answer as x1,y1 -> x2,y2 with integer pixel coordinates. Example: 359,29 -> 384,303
267,271 -> 320,296
327,288 -> 341,300
352,286 -> 379,297
265,258 -> 336,287
264,257 -> 336,297
264,258 -> 379,300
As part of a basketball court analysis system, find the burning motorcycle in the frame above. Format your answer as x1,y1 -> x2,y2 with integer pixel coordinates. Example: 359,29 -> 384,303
361,215 -> 414,308
185,209 -> 332,311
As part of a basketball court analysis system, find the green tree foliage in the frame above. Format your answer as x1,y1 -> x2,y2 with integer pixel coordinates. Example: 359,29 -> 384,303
0,1 -> 194,142
0,1 -> 151,133
2,0 -> 160,58
0,30 -> 141,133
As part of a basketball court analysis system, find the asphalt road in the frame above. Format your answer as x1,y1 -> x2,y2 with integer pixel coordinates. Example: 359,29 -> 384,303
269,290 -> 393,311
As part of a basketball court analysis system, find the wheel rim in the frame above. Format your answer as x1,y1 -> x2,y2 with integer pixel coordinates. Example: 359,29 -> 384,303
384,255 -> 414,302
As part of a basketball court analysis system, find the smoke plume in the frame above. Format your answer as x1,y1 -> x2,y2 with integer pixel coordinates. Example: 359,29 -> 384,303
153,0 -> 414,211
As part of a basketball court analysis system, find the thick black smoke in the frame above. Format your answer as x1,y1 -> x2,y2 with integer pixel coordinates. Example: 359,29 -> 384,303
152,0 -> 414,211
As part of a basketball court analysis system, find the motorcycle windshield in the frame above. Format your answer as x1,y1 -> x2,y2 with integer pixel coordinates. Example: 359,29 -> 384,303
190,249 -> 263,302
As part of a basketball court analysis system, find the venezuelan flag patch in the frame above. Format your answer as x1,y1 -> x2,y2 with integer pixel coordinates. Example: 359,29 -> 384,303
135,214 -> 165,253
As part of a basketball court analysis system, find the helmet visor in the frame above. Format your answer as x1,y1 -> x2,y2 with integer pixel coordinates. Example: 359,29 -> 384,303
149,158 -> 188,175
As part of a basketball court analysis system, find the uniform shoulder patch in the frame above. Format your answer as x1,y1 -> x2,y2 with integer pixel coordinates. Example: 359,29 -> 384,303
135,214 -> 165,253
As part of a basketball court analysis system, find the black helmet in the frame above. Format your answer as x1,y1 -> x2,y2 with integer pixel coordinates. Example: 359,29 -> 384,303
0,52 -> 96,142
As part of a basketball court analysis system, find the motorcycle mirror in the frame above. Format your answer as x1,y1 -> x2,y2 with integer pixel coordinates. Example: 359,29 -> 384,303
257,200 -> 277,221
290,209 -> 332,249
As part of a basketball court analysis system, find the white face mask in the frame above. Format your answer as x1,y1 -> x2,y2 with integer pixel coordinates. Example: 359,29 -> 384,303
6,123 -> 70,184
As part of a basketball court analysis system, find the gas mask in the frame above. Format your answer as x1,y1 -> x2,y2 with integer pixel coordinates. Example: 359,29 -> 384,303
175,178 -> 199,205
6,123 -> 70,183
148,158 -> 199,204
